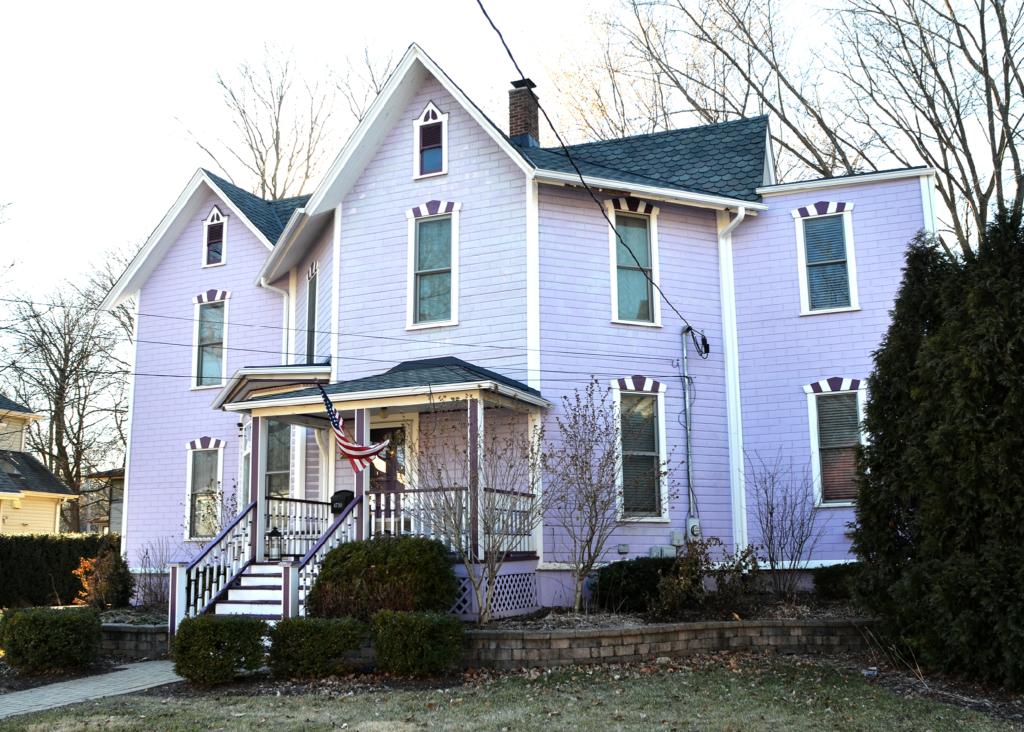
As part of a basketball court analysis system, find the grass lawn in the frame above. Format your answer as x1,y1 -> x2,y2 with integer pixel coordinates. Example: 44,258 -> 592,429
0,655 -> 1012,731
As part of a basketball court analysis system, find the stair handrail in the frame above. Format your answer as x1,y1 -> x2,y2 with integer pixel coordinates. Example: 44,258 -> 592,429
184,500 -> 257,616
295,494 -> 363,612
297,494 -> 362,569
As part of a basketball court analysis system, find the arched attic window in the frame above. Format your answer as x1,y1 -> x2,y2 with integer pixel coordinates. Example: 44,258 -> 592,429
203,206 -> 227,267
413,102 -> 449,179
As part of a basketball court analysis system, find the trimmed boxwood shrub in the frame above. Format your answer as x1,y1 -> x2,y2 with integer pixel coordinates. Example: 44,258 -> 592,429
370,611 -> 463,677
0,606 -> 101,671
813,563 -> 859,601
269,617 -> 364,679
594,557 -> 675,613
0,533 -> 117,608
305,536 -> 459,621
172,615 -> 268,685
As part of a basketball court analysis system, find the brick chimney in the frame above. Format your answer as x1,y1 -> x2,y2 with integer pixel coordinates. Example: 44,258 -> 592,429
509,78 -> 539,148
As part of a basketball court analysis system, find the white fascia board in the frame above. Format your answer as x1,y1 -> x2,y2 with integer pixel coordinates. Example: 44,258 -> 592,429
211,364 -> 332,410
534,170 -> 769,212
757,167 -> 936,196
224,380 -> 554,413
254,208 -> 309,286
101,170 -> 276,309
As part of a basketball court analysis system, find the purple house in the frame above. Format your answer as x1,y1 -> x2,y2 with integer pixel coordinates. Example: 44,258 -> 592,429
101,44 -> 936,628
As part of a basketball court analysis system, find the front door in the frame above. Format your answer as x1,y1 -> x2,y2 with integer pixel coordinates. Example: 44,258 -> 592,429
369,426 -> 409,535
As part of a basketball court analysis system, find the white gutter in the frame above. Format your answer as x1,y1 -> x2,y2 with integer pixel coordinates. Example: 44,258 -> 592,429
756,167 -> 935,195
255,209 -> 309,286
259,277 -> 290,365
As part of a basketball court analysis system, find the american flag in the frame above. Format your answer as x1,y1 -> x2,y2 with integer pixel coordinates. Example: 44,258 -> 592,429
316,383 -> 389,473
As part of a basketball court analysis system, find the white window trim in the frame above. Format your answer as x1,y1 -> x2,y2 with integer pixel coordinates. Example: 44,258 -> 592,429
412,102 -> 449,180
406,206 -> 461,330
610,379 -> 669,522
239,419 -> 252,502
606,202 -> 662,327
184,444 -> 224,542
806,384 -> 867,508
191,297 -> 230,390
201,206 -> 228,269
793,204 -> 860,316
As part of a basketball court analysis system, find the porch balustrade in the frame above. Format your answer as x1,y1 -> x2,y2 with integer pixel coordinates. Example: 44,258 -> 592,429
295,494 -> 363,612
265,497 -> 332,559
183,500 -> 257,618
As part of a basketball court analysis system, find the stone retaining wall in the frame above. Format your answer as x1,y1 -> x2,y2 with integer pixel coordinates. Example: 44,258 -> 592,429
461,619 -> 876,670
101,624 -> 169,660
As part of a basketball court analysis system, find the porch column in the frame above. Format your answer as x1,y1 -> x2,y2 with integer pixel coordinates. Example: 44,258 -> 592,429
469,398 -> 483,562
168,563 -> 187,639
354,408 -> 369,540
252,416 -> 267,562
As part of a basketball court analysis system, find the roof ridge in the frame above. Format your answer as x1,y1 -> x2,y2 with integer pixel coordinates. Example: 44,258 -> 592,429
547,115 -> 769,152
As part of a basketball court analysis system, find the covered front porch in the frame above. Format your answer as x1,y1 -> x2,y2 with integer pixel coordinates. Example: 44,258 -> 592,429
170,357 -> 550,631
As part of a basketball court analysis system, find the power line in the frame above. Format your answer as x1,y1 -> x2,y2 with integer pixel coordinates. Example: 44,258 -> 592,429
474,0 -> 709,360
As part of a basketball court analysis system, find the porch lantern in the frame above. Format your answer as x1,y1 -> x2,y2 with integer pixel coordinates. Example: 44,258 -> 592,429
267,527 -> 283,562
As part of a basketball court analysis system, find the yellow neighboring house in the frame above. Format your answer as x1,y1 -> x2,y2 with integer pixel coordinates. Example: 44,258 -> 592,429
0,395 -> 75,533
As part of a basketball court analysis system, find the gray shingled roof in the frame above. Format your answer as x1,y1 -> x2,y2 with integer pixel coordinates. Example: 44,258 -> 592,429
0,395 -> 33,416
516,116 -> 770,202
245,357 -> 539,404
203,170 -> 312,244
0,450 -> 74,496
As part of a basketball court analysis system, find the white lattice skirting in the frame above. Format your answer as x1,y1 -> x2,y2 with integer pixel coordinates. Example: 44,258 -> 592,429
450,568 -> 540,620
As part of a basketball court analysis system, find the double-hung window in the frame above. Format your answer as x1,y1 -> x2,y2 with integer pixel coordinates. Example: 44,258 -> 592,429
815,393 -> 861,503
414,216 -> 452,323
196,302 -> 224,387
795,203 -> 859,314
265,419 -> 291,499
188,449 -> 219,539
620,393 -> 662,517
305,267 -> 318,364
616,215 -> 653,322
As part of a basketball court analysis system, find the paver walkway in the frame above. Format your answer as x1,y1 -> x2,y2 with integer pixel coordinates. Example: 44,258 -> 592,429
0,660 -> 182,720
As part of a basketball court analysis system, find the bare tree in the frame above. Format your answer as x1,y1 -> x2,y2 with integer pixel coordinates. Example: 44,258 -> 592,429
747,449 -> 825,601
336,43 -> 398,124
405,399 -> 543,624
543,380 -> 672,612
833,0 -> 1024,257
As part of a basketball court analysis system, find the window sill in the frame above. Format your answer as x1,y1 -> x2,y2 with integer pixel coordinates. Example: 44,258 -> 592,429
815,501 -> 856,509
406,320 -> 458,331
611,319 -> 662,328
619,515 -> 671,523
414,171 -> 447,181
190,384 -> 224,391
800,305 -> 861,317
201,262 -> 226,269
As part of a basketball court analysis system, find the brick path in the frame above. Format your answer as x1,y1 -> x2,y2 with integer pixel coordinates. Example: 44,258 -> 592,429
0,660 -> 182,721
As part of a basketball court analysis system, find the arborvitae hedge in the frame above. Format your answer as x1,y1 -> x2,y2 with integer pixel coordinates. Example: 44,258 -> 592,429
854,220 -> 1024,688
0,533 -> 118,608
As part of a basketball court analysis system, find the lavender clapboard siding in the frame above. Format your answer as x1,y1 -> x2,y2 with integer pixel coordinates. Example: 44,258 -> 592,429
293,226 -> 333,365
125,191 -> 284,566
536,185 -> 735,559
732,176 -> 927,560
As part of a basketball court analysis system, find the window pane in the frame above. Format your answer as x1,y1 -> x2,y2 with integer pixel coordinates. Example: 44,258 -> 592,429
267,420 -> 291,473
417,218 -> 451,271
417,272 -> 452,322
306,273 -> 317,364
421,147 -> 443,174
804,216 -> 846,263
206,242 -> 222,265
617,268 -> 652,321
808,262 -> 851,309
206,223 -> 223,265
616,216 -> 650,268
817,393 -> 860,502
198,345 -> 223,386
266,473 -> 290,499
190,450 -> 218,537
198,302 -> 224,345
621,395 -> 656,453
623,455 -> 659,515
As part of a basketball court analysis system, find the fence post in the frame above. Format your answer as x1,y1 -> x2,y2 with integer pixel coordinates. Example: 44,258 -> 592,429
168,563 -> 188,640
280,561 -> 300,619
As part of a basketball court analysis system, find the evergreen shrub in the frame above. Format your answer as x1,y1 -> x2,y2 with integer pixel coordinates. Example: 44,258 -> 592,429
0,606 -> 101,671
854,221 -> 1024,687
171,615 -> 267,684
268,617 -> 364,679
305,536 -> 458,621
0,533 -> 117,608
593,557 -> 675,613
369,610 -> 463,677
812,563 -> 859,601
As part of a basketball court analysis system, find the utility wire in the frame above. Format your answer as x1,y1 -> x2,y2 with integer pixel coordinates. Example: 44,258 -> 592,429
474,0 -> 709,360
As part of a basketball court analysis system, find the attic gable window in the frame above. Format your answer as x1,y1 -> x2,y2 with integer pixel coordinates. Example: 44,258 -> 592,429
203,207 -> 228,268
413,103 -> 449,179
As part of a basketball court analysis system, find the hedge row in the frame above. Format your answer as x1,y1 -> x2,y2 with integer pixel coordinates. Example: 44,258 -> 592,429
0,606 -> 101,671
172,611 -> 464,684
0,533 -> 118,608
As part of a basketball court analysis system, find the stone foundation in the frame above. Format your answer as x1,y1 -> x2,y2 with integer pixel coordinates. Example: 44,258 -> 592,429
101,623 -> 169,660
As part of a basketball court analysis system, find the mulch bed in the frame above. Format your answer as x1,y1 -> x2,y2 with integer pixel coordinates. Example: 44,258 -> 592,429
0,655 -> 144,695
100,605 -> 167,626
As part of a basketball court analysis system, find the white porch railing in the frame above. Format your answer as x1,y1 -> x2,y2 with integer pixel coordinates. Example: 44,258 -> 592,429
180,500 -> 257,619
266,497 -> 332,559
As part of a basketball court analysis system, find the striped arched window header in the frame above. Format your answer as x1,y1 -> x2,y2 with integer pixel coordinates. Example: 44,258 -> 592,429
609,197 -> 659,216
186,437 -> 226,450
406,200 -> 461,219
614,375 -> 667,393
791,201 -> 855,219
193,289 -> 231,304
803,377 -> 863,394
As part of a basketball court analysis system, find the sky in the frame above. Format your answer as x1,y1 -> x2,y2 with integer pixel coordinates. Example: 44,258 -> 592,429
0,0 -> 599,300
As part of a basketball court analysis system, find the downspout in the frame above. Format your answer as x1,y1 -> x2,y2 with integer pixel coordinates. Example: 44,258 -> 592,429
259,277 -> 290,365
720,206 -> 746,238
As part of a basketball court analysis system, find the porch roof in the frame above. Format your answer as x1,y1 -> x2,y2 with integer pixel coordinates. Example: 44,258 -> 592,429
226,357 -> 550,412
